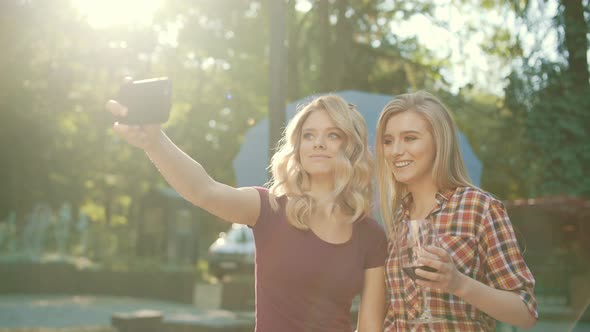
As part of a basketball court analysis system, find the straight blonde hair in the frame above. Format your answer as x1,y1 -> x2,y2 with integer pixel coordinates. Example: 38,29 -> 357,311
375,91 -> 473,236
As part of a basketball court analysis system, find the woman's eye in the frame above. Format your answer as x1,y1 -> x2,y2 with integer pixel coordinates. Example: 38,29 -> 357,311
383,138 -> 393,145
303,133 -> 314,140
328,132 -> 341,140
405,136 -> 417,142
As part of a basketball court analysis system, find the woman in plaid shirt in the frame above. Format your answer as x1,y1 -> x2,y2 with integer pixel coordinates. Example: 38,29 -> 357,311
375,91 -> 538,331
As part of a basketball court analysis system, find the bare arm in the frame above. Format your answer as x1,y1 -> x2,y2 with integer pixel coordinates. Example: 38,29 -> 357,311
107,100 -> 260,226
144,131 -> 260,226
356,266 -> 385,332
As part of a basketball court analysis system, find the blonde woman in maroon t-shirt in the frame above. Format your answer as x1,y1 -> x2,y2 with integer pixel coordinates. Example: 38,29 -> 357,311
106,94 -> 387,332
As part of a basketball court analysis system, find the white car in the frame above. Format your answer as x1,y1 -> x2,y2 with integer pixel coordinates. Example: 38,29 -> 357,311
207,224 -> 255,278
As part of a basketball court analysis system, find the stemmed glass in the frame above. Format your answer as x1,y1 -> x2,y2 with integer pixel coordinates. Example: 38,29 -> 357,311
398,218 -> 445,324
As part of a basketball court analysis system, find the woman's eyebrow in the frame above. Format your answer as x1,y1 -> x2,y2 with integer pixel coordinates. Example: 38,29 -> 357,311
384,129 -> 421,136
396,129 -> 422,135
302,126 -> 342,132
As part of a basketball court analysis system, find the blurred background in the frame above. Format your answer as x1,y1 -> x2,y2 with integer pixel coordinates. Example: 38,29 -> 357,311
0,0 -> 588,331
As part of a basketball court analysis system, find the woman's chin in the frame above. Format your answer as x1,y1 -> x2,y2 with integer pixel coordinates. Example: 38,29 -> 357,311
306,168 -> 335,178
393,174 -> 414,186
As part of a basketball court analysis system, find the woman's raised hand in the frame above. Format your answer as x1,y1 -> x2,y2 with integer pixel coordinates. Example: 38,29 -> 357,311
105,99 -> 163,152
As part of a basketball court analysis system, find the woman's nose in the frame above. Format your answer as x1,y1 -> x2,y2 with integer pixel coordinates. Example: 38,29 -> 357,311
389,141 -> 402,156
314,136 -> 326,149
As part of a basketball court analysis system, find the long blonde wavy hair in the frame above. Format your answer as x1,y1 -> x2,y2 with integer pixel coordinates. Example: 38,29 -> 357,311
267,95 -> 374,230
375,91 -> 473,236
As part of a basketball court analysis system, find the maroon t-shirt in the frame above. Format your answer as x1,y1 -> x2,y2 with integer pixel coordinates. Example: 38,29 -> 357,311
252,187 -> 387,332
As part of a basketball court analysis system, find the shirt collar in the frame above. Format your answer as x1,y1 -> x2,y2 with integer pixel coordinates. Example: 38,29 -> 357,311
401,192 -> 413,210
400,187 -> 457,216
431,188 -> 455,215
435,188 -> 455,203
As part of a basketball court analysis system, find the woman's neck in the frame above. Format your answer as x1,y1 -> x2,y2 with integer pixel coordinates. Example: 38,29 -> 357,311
308,176 -> 335,197
407,180 -> 439,219
306,177 -> 339,217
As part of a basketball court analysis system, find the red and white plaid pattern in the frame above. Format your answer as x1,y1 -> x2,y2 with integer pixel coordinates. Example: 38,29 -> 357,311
384,187 -> 538,331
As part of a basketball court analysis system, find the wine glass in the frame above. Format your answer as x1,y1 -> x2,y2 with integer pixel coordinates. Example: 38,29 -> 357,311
398,218 -> 445,324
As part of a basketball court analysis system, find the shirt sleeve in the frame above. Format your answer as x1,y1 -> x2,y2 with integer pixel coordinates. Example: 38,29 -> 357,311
364,219 -> 388,269
481,199 -> 538,319
252,187 -> 272,231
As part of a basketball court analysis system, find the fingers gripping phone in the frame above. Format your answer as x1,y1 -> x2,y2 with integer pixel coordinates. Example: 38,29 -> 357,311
117,77 -> 172,125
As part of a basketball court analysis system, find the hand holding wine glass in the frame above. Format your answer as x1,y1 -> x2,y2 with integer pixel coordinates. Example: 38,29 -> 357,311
415,244 -> 466,296
398,218 -> 445,324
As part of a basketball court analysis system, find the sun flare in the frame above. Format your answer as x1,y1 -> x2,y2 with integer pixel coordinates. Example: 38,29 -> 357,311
72,0 -> 163,29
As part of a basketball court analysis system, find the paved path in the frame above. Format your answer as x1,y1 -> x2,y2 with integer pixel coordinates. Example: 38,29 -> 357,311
497,321 -> 590,332
0,294 -> 589,331
0,294 -> 253,329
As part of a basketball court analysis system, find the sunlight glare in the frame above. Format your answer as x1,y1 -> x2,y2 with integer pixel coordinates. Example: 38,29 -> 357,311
390,3 -> 500,93
72,0 -> 163,29
295,0 -> 312,13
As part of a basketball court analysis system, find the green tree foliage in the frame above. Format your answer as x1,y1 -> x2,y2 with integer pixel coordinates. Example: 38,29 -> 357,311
285,0 -> 447,99
450,0 -> 589,199
0,0 -> 450,261
502,0 -> 590,197
2,0 -> 587,264
0,0 -> 165,255
0,0 -> 92,224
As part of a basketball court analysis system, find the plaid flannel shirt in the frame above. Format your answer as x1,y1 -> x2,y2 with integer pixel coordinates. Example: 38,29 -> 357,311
384,187 -> 538,331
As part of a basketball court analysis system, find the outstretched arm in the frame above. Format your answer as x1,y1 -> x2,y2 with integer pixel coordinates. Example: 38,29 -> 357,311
106,100 -> 260,226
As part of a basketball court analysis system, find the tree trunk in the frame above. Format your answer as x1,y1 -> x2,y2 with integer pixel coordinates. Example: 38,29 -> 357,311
287,1 -> 300,100
334,0 -> 353,90
318,0 -> 331,92
562,0 -> 589,91
267,0 -> 288,160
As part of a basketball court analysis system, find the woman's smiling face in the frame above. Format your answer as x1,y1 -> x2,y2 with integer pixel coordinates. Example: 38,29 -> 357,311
381,111 -> 436,188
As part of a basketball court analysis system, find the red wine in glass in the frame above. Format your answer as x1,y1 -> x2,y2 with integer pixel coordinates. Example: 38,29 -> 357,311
402,266 -> 438,281
398,218 -> 446,324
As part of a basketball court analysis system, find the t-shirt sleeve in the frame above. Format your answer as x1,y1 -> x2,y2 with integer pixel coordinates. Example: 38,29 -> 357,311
481,199 -> 538,319
252,186 -> 273,232
364,219 -> 388,269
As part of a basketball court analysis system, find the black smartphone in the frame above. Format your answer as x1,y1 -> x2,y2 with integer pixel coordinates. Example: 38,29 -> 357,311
117,77 -> 172,125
